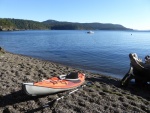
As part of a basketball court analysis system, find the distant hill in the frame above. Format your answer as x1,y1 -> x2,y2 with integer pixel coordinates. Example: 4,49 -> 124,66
43,19 -> 132,30
0,18 -> 48,31
0,18 -> 132,31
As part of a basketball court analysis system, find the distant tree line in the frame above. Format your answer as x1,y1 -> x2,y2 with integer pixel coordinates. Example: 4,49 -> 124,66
8,19 -> 48,30
43,20 -> 132,30
0,18 -> 48,31
0,19 -> 16,30
0,18 -> 132,31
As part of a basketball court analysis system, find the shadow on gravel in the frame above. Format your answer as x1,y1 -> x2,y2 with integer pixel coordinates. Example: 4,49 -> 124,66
86,75 -> 150,101
1,75 -> 149,113
0,90 -> 46,107
0,89 -> 64,113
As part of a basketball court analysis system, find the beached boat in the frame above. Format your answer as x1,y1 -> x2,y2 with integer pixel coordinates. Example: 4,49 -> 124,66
121,53 -> 150,86
22,72 -> 85,96
87,31 -> 94,34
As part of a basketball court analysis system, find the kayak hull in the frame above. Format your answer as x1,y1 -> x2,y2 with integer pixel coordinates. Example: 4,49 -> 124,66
22,73 -> 85,96
22,83 -> 75,96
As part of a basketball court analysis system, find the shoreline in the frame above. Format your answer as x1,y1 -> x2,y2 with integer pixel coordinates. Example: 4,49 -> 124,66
0,51 -> 150,113
7,51 -> 123,80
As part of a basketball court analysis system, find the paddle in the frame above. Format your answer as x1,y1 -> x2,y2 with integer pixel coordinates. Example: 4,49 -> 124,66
43,82 -> 93,109
25,82 -> 93,113
42,85 -> 86,110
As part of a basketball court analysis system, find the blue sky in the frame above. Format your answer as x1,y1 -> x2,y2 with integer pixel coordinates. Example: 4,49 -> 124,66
0,0 -> 150,30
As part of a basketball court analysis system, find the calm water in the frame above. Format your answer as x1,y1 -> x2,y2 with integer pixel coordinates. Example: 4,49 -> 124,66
0,30 -> 150,78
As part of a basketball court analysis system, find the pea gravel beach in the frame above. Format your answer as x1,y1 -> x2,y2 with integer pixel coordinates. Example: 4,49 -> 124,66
0,51 -> 149,113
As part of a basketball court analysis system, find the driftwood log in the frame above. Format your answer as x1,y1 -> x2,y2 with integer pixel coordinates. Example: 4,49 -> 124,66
121,53 -> 150,86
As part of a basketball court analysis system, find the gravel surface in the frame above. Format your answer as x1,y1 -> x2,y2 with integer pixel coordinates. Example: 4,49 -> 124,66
0,52 -> 149,113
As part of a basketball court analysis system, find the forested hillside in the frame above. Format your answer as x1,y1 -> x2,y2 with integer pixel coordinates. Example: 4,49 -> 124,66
43,20 -> 132,30
0,18 -> 132,31
0,19 -> 16,31
0,18 -> 48,31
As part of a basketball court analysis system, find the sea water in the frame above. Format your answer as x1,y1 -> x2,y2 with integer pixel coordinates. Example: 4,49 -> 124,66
0,30 -> 150,78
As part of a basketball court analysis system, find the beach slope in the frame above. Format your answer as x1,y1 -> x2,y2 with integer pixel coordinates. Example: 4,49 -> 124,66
0,52 -> 149,113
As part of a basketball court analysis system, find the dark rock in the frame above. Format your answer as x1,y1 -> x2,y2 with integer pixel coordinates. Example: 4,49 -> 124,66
0,47 -> 5,53
3,107 -> 10,113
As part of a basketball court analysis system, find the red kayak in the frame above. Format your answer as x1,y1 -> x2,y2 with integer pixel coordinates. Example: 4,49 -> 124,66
22,72 -> 85,96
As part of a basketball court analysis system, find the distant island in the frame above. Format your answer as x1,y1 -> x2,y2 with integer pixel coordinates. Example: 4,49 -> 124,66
0,18 -> 133,31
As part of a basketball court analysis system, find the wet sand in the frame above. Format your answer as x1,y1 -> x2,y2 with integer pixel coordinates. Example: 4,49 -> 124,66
0,51 -> 150,113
